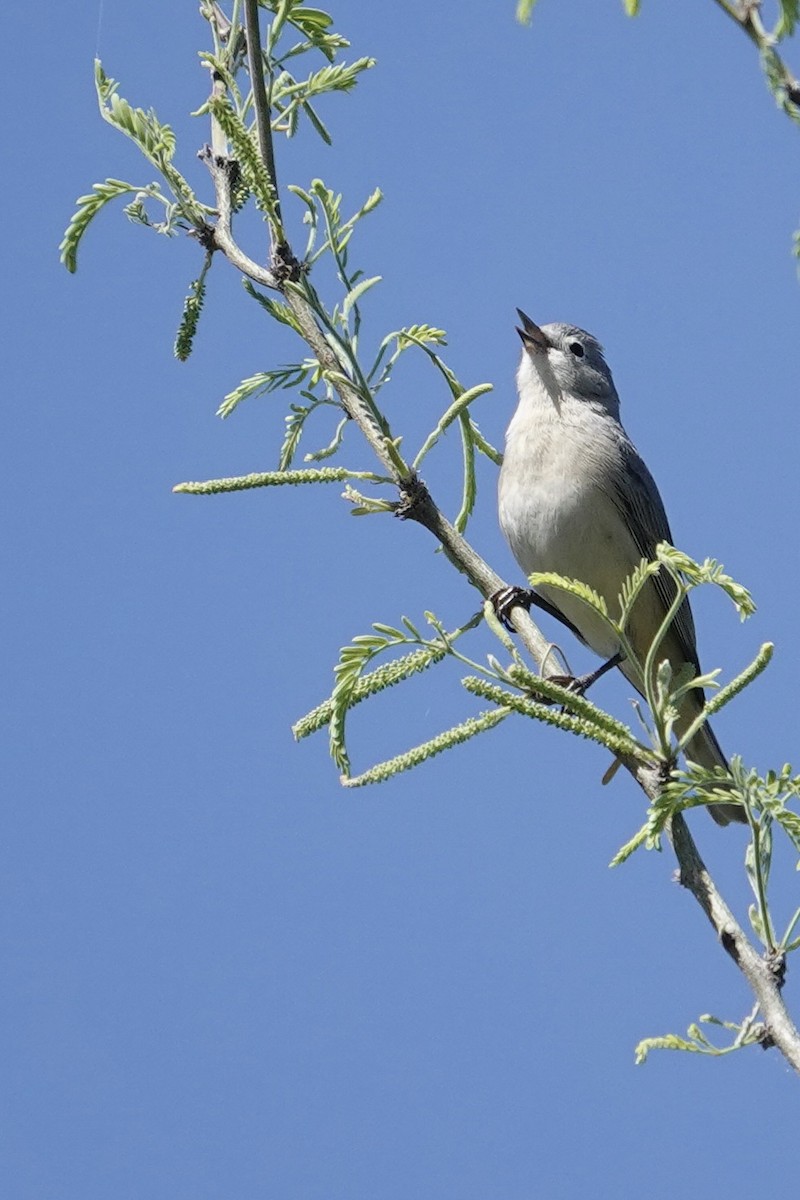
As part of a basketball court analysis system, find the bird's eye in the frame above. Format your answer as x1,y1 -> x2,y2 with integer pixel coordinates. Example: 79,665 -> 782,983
568,342 -> 585,358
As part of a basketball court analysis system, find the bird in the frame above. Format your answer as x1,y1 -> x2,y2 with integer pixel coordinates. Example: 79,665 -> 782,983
496,310 -> 745,825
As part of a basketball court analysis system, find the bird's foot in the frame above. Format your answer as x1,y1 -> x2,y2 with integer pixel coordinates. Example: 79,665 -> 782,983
490,585 -> 535,632
545,672 -> 592,698
546,652 -> 625,700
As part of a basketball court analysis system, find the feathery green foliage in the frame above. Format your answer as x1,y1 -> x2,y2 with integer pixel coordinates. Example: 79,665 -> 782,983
777,0 -> 800,39
60,180 -> 148,273
66,0 -> 800,1073
341,708 -> 509,788
324,611 -> 484,773
217,363 -> 319,419
174,253 -> 213,361
94,62 -> 203,219
173,467 -> 382,494
635,1009 -> 765,1065
208,94 -> 281,218
293,644 -> 449,740
461,677 -> 646,760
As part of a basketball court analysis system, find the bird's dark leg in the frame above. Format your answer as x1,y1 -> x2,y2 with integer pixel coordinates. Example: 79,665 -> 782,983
490,586 -> 583,640
490,587 -> 624,699
548,651 -> 624,697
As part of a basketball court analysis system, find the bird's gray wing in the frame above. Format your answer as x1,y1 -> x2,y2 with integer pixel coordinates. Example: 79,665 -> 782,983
603,438 -> 701,674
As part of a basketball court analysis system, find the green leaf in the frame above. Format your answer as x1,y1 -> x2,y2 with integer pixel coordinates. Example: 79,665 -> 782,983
304,415 -> 348,461
329,626 -> 392,771
266,0 -> 350,68
174,253 -> 212,361
173,466 -> 382,495
394,323 -> 446,348
272,57 -> 375,140
95,61 -> 176,163
773,805 -> 800,853
528,571 -> 611,620
300,99 -> 332,145
319,610 -> 484,770
60,179 -> 143,273
461,677 -> 644,760
341,708 -> 509,787
624,0 -> 641,15
504,664 -> 646,749
635,1012 -> 765,1064
748,902 -> 767,945
367,323 -> 447,391
760,48 -> 800,125
468,421 -> 503,467
515,0 -> 539,24
218,371 -> 281,417
342,275 -> 381,321
286,4 -> 336,38
776,1 -> 800,39
412,382 -> 494,469
242,280 -> 302,332
618,557 -> 660,627
292,6 -> 334,29
217,363 -> 317,418
341,485 -> 396,516
780,907 -> 800,952
292,643 -> 448,740
93,60 -> 202,222
269,0 -> 298,45
208,94 -> 280,219
657,545 -> 756,619
121,192 -> 184,234
635,1034 -> 698,1065
273,57 -> 375,104
609,823 -> 650,867
453,414 -> 477,534
280,402 -> 313,468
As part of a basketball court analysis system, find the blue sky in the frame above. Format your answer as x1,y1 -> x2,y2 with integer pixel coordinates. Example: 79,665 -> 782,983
5,1 -> 800,1196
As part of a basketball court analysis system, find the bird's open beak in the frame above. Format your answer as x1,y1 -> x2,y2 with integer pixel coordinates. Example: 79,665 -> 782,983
516,309 -> 548,353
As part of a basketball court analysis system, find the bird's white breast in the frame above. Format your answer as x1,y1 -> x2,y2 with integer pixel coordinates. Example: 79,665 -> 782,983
498,378 -> 639,659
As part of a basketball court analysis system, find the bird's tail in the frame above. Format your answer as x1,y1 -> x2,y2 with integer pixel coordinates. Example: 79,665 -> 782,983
684,720 -> 747,826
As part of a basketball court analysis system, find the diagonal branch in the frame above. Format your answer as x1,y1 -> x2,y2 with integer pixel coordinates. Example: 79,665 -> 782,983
671,814 -> 800,1071
712,0 -> 800,105
195,2 -> 800,1076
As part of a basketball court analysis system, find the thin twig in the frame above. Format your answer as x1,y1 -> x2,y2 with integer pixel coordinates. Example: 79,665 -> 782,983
711,0 -> 762,48
243,0 -> 285,243
712,0 -> 800,103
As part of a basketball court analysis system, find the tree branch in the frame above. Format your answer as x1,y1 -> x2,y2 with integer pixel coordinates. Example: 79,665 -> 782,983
199,146 -> 279,288
194,3 -> 800,1074
711,0 -> 800,105
671,814 -> 800,1071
